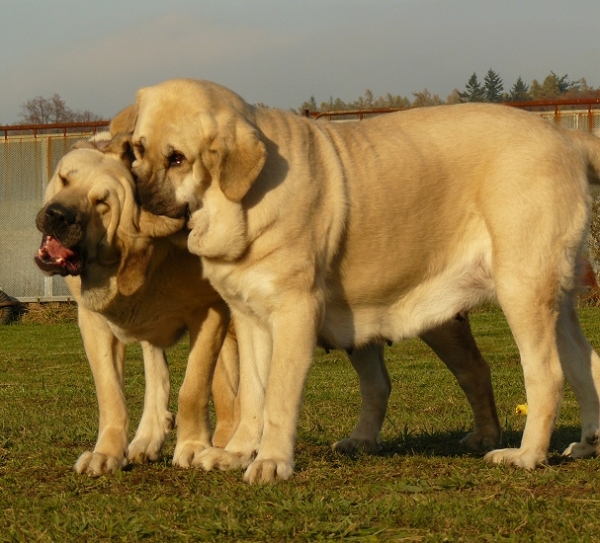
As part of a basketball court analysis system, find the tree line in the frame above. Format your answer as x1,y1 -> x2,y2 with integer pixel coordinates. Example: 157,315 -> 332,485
296,70 -> 600,113
13,70 -> 600,125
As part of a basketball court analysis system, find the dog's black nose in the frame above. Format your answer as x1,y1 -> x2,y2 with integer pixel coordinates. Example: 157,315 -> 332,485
45,202 -> 79,227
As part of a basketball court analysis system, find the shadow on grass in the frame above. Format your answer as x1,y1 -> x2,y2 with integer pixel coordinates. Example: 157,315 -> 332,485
307,425 -> 584,465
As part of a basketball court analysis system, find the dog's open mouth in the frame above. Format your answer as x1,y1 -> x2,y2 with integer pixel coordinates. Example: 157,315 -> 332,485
35,234 -> 83,276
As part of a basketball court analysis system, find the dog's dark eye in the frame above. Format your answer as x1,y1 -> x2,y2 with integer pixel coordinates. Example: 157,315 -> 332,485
167,151 -> 185,168
59,175 -> 68,187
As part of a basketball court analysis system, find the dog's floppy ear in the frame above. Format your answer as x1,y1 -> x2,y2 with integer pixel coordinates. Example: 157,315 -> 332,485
101,133 -> 136,169
116,212 -> 185,296
110,104 -> 138,136
74,132 -> 136,168
209,118 -> 267,203
116,237 -> 154,297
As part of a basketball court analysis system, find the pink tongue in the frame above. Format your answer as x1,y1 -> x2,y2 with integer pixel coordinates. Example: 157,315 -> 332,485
46,237 -> 75,259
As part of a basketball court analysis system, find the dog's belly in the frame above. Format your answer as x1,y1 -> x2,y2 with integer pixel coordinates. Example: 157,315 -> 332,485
320,246 -> 495,349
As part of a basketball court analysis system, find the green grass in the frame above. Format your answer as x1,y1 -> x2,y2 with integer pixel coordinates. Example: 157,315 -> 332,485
2,307 -> 600,542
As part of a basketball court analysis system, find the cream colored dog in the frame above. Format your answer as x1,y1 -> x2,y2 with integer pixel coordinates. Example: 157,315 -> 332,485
113,78 -> 600,483
35,136 -> 239,476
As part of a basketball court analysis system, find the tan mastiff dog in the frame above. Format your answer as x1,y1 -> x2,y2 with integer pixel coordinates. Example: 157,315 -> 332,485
113,78 -> 600,483
35,136 -> 239,475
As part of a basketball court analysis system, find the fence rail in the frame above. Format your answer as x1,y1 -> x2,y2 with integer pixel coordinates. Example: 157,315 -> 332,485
0,120 -> 110,140
304,98 -> 600,131
2,99 -> 600,302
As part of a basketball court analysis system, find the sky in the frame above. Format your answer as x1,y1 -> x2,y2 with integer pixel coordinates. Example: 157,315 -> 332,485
1,0 -> 598,124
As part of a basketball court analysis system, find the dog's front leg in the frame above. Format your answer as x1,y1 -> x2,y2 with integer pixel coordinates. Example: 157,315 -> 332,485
243,299 -> 320,484
127,342 -> 173,463
74,306 -> 128,476
195,310 -> 271,472
211,321 -> 240,448
173,304 -> 230,468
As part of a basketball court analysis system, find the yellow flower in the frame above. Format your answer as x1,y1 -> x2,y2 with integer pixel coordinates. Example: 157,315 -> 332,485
515,404 -> 528,415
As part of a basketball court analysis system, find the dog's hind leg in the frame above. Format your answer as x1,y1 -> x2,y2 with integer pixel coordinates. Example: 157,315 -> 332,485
557,297 -> 600,459
332,315 -> 501,455
127,342 -> 174,463
420,312 -> 501,450
484,268 -> 565,468
332,343 -> 390,453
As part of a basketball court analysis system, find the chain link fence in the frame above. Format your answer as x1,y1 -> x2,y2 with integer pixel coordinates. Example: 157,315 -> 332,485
1,128 -> 107,302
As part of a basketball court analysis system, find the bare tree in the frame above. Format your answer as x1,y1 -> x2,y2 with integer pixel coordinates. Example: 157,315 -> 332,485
19,94 -> 102,124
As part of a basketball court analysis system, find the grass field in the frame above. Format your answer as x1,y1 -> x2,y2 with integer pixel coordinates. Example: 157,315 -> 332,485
1,306 -> 600,542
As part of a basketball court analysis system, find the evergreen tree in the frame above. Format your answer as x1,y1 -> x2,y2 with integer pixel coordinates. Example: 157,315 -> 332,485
536,72 -> 575,99
459,73 -> 485,102
299,95 -> 318,113
483,69 -> 504,102
529,79 -> 542,99
508,76 -> 530,102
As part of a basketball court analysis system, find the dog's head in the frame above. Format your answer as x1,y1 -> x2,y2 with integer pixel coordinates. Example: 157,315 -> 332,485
35,135 -> 185,294
111,78 -> 267,260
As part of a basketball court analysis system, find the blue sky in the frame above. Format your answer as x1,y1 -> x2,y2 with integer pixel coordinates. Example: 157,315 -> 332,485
1,0 -> 598,124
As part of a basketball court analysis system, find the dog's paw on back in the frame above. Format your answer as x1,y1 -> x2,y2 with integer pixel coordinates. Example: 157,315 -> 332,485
74,451 -> 127,477
562,432 -> 600,459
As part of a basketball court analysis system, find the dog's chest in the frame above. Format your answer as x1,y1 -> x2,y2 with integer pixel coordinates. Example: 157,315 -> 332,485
203,259 -> 279,319
103,300 -> 188,347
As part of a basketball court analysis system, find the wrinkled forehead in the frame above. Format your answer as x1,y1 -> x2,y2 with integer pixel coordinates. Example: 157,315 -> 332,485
53,149 -> 130,190
55,149 -> 104,179
133,83 -> 221,149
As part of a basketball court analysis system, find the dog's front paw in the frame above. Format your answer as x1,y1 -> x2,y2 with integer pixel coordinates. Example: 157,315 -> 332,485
74,451 -> 127,477
172,439 -> 211,468
484,447 -> 546,469
127,436 -> 165,464
127,411 -> 175,463
243,458 -> 294,484
194,447 -> 253,471
332,436 -> 382,454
